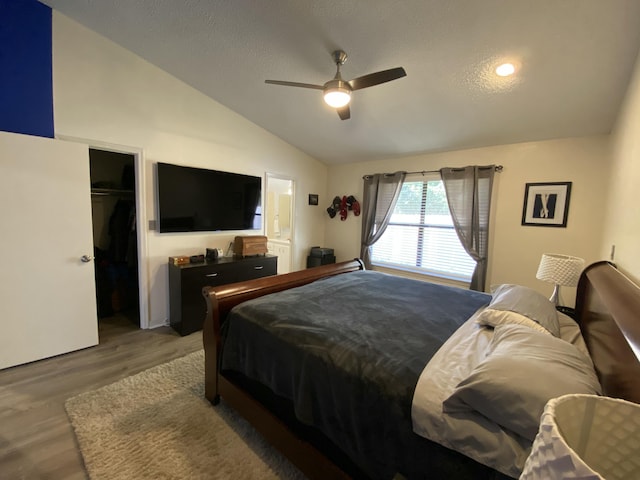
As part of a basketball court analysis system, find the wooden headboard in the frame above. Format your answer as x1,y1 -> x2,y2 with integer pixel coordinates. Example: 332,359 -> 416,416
575,261 -> 640,403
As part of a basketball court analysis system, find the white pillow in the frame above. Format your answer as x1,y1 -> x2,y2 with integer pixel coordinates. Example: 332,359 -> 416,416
477,308 -> 552,335
476,284 -> 560,337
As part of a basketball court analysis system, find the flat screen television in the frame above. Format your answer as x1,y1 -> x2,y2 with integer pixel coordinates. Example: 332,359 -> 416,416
157,162 -> 262,233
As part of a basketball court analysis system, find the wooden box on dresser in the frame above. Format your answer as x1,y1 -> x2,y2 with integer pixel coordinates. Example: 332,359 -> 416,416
169,255 -> 277,336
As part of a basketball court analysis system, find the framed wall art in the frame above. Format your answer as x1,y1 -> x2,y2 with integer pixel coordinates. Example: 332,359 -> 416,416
308,194 -> 319,206
521,182 -> 572,227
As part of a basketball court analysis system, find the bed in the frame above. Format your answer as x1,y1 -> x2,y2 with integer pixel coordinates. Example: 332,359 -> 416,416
202,259 -> 640,479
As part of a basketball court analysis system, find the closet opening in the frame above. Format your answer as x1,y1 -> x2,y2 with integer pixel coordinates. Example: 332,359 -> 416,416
89,148 -> 140,327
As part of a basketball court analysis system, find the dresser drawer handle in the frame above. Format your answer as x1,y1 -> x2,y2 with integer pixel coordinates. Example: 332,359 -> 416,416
254,266 -> 264,270
205,273 -> 218,277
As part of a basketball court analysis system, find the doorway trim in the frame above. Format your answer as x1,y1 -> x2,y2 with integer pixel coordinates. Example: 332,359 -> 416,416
265,172 -> 295,272
57,135 -> 150,329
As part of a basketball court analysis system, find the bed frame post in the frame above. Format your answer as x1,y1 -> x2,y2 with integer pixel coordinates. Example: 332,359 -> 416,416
203,292 -> 221,404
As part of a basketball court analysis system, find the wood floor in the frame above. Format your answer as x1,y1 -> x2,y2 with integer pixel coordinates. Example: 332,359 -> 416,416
0,313 -> 203,480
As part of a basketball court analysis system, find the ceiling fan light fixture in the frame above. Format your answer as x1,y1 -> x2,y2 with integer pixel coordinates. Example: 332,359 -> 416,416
324,89 -> 351,108
323,79 -> 352,108
264,50 -> 405,119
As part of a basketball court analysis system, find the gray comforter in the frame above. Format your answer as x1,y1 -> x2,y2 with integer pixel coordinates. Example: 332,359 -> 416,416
220,270 -> 492,479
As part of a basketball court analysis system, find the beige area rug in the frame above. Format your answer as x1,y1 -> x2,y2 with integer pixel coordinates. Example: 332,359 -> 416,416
65,351 -> 306,479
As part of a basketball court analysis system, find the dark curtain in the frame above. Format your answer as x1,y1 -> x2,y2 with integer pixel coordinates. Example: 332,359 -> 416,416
360,172 -> 406,268
440,166 -> 495,291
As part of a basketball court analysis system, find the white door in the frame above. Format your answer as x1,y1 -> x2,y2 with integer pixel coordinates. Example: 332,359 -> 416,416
0,132 -> 98,370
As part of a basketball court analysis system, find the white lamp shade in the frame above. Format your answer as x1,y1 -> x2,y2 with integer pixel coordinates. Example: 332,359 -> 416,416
536,254 -> 585,287
521,394 -> 640,479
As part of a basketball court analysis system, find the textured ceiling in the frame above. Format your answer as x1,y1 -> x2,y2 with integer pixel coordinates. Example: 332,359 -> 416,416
41,0 -> 640,165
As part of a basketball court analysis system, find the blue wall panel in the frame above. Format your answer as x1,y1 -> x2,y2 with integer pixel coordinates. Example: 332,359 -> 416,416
0,0 -> 54,138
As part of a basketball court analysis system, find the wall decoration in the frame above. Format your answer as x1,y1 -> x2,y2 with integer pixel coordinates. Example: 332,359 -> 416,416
308,194 -> 319,206
521,182 -> 572,227
326,195 -> 361,220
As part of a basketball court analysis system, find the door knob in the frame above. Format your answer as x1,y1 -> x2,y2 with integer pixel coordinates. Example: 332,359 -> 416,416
81,255 -> 94,263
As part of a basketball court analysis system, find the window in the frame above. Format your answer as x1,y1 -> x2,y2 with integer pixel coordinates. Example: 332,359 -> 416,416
370,174 -> 476,282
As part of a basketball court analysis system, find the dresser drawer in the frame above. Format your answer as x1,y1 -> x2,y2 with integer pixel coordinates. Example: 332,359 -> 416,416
181,263 -> 238,292
240,256 -> 277,281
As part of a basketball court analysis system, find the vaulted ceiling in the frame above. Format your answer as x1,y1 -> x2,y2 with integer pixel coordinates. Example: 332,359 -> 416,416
41,0 -> 640,165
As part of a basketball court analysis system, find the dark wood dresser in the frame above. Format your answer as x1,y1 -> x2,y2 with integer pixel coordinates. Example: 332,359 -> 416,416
168,255 -> 277,336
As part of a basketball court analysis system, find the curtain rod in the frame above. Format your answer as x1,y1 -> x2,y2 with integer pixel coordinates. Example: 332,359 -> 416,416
362,165 -> 503,180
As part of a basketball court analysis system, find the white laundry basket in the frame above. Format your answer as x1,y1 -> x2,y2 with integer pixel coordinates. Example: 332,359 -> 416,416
520,394 -> 640,479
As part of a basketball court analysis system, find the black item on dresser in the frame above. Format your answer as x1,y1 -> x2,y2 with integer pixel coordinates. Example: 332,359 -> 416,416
307,247 -> 336,268
307,255 -> 336,268
307,246 -> 336,268
169,255 -> 277,336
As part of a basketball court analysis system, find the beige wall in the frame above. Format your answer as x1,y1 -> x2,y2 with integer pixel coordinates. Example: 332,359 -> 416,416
603,50 -> 640,284
52,13 -> 327,328
325,136 -> 610,306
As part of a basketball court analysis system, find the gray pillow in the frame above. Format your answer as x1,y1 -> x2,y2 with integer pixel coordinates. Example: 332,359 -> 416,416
442,323 -> 602,441
476,284 -> 560,337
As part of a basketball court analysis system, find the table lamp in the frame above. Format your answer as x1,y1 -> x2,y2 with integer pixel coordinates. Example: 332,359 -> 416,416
536,254 -> 585,306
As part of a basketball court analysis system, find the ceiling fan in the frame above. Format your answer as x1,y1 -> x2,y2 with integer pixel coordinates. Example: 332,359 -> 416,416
265,50 -> 406,120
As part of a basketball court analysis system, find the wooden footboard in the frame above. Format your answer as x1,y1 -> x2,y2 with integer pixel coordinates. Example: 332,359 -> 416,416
202,258 -> 364,403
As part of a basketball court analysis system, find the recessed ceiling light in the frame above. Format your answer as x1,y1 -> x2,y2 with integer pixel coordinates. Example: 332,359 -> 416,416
496,63 -> 515,77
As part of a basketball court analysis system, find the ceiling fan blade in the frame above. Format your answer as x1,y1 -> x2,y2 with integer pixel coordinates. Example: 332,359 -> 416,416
264,80 -> 324,90
348,67 -> 407,91
337,105 -> 351,120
